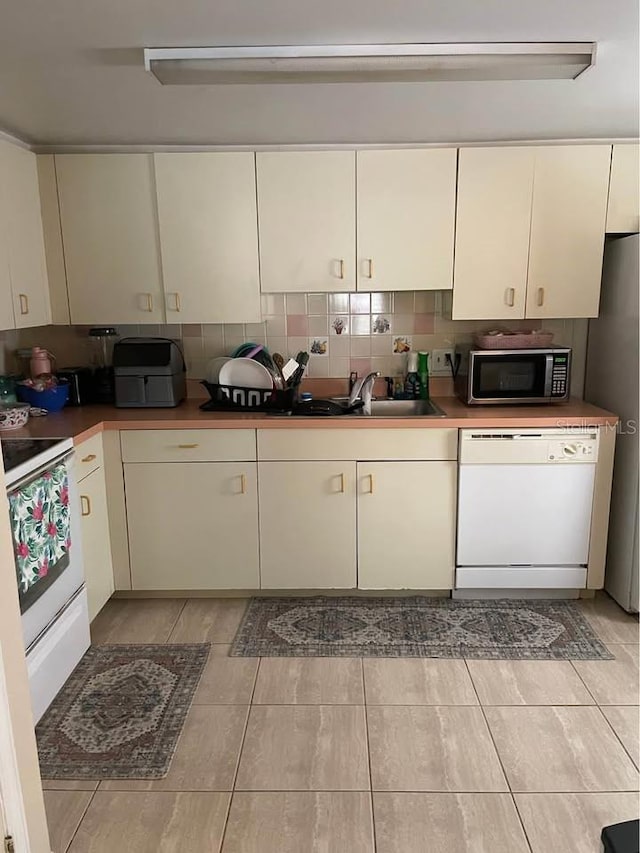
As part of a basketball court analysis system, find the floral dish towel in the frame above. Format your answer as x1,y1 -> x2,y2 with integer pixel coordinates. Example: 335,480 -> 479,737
9,461 -> 71,598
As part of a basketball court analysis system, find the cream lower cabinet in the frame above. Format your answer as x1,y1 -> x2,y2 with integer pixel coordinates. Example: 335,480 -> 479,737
76,436 -> 114,621
357,461 -> 456,589
124,461 -> 259,590
258,461 -> 357,589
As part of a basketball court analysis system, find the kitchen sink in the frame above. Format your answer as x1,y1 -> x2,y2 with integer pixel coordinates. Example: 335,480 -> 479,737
330,397 -> 447,417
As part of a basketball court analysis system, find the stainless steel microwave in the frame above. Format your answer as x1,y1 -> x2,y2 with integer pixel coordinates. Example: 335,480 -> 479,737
455,346 -> 571,405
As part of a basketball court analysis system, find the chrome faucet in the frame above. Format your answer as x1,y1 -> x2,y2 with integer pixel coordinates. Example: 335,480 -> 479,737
347,371 -> 380,416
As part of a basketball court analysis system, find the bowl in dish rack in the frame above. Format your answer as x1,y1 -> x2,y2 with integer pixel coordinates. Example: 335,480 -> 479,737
0,402 -> 30,431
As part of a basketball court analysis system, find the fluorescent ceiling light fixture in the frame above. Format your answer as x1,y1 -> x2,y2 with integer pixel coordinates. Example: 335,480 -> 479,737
143,43 -> 596,85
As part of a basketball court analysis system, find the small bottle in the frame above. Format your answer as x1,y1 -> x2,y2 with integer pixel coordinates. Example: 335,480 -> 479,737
417,351 -> 430,400
30,347 -> 52,378
404,352 -> 420,399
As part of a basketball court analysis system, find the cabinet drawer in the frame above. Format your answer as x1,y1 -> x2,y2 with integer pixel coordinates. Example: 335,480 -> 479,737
120,429 -> 256,463
75,433 -> 104,482
257,428 -> 457,462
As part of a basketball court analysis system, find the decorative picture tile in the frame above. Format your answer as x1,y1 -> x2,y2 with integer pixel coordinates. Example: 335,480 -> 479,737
330,315 -> 349,335
309,337 -> 328,356
393,336 -> 412,354
372,315 -> 391,334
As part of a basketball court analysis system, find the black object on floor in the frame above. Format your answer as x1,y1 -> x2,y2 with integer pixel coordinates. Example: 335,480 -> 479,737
602,820 -> 640,853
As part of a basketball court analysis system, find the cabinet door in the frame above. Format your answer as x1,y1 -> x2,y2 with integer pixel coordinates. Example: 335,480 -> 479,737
0,208 -> 15,330
452,147 -> 534,320
606,144 -> 639,234
78,467 -> 114,621
526,145 -> 611,319
258,461 -> 357,588
357,149 -> 456,292
0,142 -> 50,328
357,462 -> 456,589
125,462 -> 259,590
56,154 -> 164,324
154,153 -> 261,323
257,152 -> 356,292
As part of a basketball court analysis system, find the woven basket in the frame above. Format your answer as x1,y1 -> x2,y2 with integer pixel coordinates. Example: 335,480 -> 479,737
474,331 -> 554,350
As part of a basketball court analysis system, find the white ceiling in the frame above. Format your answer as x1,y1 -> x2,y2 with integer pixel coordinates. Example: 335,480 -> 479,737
0,0 -> 638,146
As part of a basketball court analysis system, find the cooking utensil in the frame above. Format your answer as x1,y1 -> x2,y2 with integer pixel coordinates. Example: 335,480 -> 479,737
293,398 -> 364,416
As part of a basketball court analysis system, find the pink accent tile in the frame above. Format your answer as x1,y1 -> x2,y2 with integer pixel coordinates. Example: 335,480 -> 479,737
414,313 -> 436,334
287,315 -> 309,336
350,358 -> 372,375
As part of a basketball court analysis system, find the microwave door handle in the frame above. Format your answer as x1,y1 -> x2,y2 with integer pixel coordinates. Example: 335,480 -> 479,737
544,354 -> 554,397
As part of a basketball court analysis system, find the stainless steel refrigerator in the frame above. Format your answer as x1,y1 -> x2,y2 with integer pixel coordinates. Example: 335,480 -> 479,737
584,234 -> 639,612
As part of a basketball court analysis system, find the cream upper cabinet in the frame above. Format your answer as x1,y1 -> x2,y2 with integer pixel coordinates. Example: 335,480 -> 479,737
125,461 -> 260,590
356,149 -> 456,292
257,151 -> 356,292
357,461 -> 456,589
607,144 -> 640,234
258,461 -> 357,588
154,153 -> 261,323
55,154 -> 164,324
526,145 -> 611,319
452,147 -> 534,320
0,212 -> 15,331
0,141 -> 50,328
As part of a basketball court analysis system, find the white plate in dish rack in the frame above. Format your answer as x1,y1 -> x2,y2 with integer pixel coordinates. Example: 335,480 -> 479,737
218,357 -> 273,389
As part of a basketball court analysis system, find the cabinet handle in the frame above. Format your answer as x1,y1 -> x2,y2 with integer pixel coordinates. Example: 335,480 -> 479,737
505,287 -> 515,307
143,293 -> 154,312
81,453 -> 97,463
338,259 -> 345,279
368,473 -> 375,494
240,473 -> 246,495
170,292 -> 181,312
339,472 -> 345,493
177,443 -> 199,449
537,287 -> 545,307
366,259 -> 374,279
80,495 -> 91,517
18,294 -> 29,315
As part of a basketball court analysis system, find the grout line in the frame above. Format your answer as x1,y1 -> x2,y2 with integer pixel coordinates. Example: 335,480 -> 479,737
79,785 -> 640,794
462,659 -> 535,852
164,599 -> 188,643
217,657 -> 261,851
361,658 -> 378,852
59,786 -> 99,853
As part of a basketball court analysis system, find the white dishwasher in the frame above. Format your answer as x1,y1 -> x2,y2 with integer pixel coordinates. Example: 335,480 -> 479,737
456,428 -> 599,590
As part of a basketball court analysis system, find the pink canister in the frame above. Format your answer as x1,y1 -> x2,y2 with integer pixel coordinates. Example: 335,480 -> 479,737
29,347 -> 53,377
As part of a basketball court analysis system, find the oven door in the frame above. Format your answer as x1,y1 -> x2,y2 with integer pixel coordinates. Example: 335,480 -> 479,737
470,352 -> 551,403
12,451 -> 85,650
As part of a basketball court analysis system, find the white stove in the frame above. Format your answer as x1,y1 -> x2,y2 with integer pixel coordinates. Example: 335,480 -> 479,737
3,437 -> 90,722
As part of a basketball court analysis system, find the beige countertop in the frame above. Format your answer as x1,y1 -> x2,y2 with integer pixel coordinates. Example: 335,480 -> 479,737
5,396 -> 619,445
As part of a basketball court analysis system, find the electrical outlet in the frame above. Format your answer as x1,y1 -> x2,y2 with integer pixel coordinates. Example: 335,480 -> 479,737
430,348 -> 454,375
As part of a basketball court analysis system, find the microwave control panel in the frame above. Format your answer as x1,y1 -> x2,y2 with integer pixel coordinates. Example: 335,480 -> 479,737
551,355 -> 569,397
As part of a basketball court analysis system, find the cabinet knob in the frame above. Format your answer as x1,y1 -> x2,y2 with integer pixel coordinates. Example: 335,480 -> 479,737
170,292 -> 181,312
368,473 -> 375,494
239,473 -> 247,495
366,258 -> 374,279
336,259 -> 345,280
505,287 -> 516,307
338,472 -> 345,493
177,443 -> 199,449
18,293 -> 29,315
537,287 -> 545,307
143,293 -> 154,312
80,495 -> 91,516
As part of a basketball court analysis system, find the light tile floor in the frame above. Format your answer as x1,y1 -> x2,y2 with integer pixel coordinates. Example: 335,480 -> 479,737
42,594 -> 639,852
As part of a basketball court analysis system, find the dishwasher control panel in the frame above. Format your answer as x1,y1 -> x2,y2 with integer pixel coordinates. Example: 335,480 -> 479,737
548,439 -> 598,461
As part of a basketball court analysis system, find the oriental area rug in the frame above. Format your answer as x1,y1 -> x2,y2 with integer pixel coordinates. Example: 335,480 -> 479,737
37,643 -> 209,779
230,597 -> 612,660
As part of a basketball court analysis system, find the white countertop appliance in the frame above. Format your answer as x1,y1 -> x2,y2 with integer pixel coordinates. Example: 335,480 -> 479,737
456,428 -> 598,591
3,438 -> 89,722
454,346 -> 571,405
